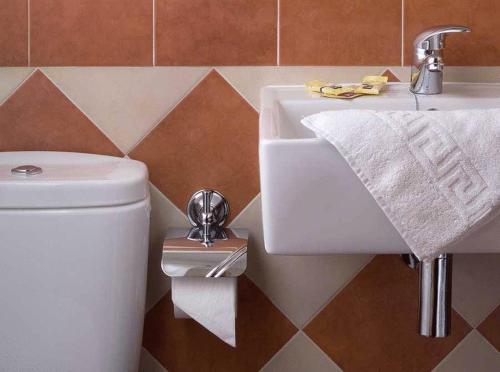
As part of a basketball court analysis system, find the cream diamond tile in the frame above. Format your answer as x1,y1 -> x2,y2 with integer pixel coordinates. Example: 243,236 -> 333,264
146,183 -> 190,312
433,330 -> 500,372
41,67 -> 209,153
217,66 -> 382,110
452,254 -> 500,327
229,194 -> 373,328
261,332 -> 341,372
139,348 -> 168,372
0,68 -> 34,104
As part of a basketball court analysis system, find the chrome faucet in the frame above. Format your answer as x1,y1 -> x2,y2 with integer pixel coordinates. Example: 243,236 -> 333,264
410,25 -> 470,95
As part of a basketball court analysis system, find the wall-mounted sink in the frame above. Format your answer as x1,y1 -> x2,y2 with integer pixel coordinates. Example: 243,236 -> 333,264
259,83 -> 500,255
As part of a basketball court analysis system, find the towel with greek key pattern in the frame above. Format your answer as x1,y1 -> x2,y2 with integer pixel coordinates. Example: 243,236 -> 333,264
302,109 -> 500,261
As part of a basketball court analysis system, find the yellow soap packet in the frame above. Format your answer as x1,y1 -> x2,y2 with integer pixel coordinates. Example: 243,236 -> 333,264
354,75 -> 388,95
305,80 -> 359,98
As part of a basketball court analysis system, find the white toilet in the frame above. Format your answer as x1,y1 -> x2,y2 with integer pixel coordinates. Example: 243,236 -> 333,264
0,152 -> 150,372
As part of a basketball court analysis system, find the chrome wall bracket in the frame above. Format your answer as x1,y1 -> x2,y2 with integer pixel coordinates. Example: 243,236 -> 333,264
402,253 -> 453,338
187,189 -> 229,247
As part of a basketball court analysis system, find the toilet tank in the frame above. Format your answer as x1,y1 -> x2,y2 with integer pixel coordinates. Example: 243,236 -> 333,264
0,152 -> 150,372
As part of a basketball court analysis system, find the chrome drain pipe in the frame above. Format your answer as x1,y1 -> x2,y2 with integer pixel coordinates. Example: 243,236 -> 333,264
402,253 -> 453,337
419,254 -> 452,337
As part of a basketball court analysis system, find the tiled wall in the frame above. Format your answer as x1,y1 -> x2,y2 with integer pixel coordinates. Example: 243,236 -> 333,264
1,1 -> 500,372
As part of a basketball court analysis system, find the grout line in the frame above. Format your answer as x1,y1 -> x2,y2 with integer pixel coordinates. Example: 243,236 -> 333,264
214,67 -> 259,112
276,0 -> 280,66
0,68 -> 37,106
27,0 -> 30,66
301,255 -> 376,330
126,67 -> 213,155
41,69 -> 125,154
401,0 -> 405,66
228,192 -> 261,226
152,0 -> 156,66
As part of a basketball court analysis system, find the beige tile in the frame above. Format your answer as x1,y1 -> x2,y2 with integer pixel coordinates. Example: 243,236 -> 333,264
229,194 -> 373,328
0,68 -> 34,104
433,330 -> 500,372
261,332 -> 341,372
145,184 -> 190,312
139,348 -> 168,372
217,66 -> 382,110
42,67 -> 209,153
452,254 -> 500,327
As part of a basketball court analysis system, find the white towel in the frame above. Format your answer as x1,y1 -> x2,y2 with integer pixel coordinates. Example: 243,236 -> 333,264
302,109 -> 500,261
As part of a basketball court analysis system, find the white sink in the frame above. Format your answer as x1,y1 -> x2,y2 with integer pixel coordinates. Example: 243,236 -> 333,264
259,83 -> 500,254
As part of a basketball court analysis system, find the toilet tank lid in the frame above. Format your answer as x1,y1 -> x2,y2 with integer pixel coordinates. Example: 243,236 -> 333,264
0,152 -> 149,209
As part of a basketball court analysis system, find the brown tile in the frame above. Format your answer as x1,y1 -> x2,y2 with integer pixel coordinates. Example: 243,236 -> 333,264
404,0 -> 500,65
129,70 -> 259,221
381,68 -> 401,82
0,0 -> 28,66
143,275 -> 297,372
156,0 -> 277,65
280,0 -> 401,66
30,0 -> 152,66
305,255 -> 472,372
0,70 -> 122,155
478,305 -> 500,351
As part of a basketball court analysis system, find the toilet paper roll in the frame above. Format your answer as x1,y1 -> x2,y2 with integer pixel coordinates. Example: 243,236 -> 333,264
171,277 -> 237,347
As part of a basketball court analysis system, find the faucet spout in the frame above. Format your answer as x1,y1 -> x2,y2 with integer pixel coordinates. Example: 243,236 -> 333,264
410,25 -> 470,95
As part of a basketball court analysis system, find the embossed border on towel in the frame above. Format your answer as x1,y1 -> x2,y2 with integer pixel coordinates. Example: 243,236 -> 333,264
378,111 -> 493,226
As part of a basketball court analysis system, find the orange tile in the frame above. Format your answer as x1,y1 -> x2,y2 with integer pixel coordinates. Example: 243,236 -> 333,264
143,276 -> 297,372
404,0 -> 500,65
0,0 -> 28,66
156,0 -> 277,65
30,0 -> 152,66
279,0 -> 401,66
0,70 -> 122,155
129,70 -> 259,221
381,68 -> 401,82
478,305 -> 500,351
305,255 -> 472,372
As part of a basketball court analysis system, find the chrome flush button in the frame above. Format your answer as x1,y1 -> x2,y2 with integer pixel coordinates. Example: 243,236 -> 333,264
11,165 -> 43,176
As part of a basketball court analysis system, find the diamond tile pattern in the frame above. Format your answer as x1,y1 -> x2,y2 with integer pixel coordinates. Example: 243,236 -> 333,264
1,65 -> 500,372
129,69 -> 259,221
305,255 -> 472,372
142,275 -> 297,372
0,70 -> 122,155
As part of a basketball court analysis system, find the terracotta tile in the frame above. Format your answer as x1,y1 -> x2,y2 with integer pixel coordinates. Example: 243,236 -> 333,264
381,68 -> 401,82
156,0 -> 277,65
404,0 -> 500,66
305,255 -> 472,372
142,275 -> 297,372
478,305 -> 500,351
129,70 -> 259,221
280,0 -> 401,66
0,0 -> 28,66
0,70 -> 122,155
30,0 -> 152,66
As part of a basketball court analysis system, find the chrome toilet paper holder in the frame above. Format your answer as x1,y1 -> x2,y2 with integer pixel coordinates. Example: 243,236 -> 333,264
162,189 -> 248,278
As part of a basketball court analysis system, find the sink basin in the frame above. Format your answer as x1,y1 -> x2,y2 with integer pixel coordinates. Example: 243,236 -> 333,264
259,83 -> 500,254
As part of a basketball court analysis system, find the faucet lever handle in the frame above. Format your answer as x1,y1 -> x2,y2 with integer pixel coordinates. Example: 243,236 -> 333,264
414,25 -> 470,51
